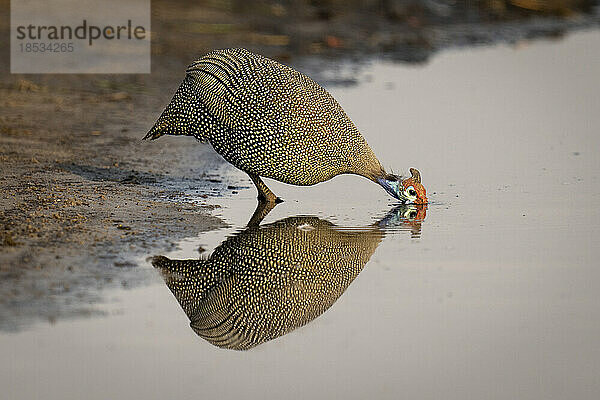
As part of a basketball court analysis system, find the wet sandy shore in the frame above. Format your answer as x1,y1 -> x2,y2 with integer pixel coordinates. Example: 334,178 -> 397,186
0,79 -> 235,329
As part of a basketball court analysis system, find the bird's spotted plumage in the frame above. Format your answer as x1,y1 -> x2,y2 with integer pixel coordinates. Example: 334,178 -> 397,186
145,48 -> 427,203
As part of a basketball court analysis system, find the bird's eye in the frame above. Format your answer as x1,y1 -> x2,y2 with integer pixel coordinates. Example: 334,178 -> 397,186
409,189 -> 417,197
409,211 -> 417,219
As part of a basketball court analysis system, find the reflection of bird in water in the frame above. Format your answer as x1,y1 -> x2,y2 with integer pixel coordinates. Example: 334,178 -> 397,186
152,204 -> 426,350
144,48 -> 428,206
376,202 -> 427,239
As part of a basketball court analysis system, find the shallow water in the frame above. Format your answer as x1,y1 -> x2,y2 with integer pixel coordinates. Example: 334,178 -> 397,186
2,30 -> 600,399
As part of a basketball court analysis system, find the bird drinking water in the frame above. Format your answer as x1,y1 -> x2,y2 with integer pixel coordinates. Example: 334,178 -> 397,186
144,48 -> 428,205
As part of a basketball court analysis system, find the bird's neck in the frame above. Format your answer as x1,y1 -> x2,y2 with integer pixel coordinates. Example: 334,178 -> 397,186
350,159 -> 386,183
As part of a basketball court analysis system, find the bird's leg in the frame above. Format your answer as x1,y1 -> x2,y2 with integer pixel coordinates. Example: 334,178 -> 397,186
248,173 -> 282,204
246,174 -> 282,226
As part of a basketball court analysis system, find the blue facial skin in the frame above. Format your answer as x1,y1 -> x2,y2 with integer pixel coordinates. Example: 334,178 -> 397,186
377,177 -> 408,202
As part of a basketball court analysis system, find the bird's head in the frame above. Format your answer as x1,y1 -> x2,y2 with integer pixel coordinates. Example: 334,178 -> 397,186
378,168 -> 428,204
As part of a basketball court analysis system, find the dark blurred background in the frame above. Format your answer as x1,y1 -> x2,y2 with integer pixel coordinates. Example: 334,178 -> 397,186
148,0 -> 599,66
2,0 -> 599,77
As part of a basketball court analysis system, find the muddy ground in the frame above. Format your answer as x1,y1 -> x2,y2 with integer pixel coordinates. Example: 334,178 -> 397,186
1,0 -> 599,330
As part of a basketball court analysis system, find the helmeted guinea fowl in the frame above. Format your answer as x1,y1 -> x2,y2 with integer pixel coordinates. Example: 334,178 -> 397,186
144,48 -> 427,204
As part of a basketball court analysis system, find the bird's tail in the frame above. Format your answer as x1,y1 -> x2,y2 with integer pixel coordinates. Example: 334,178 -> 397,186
144,84 -> 184,140
143,120 -> 166,140
142,121 -> 164,140
143,78 -> 211,142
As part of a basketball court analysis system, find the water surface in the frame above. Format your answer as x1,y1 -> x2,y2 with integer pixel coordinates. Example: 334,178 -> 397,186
2,30 -> 600,400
